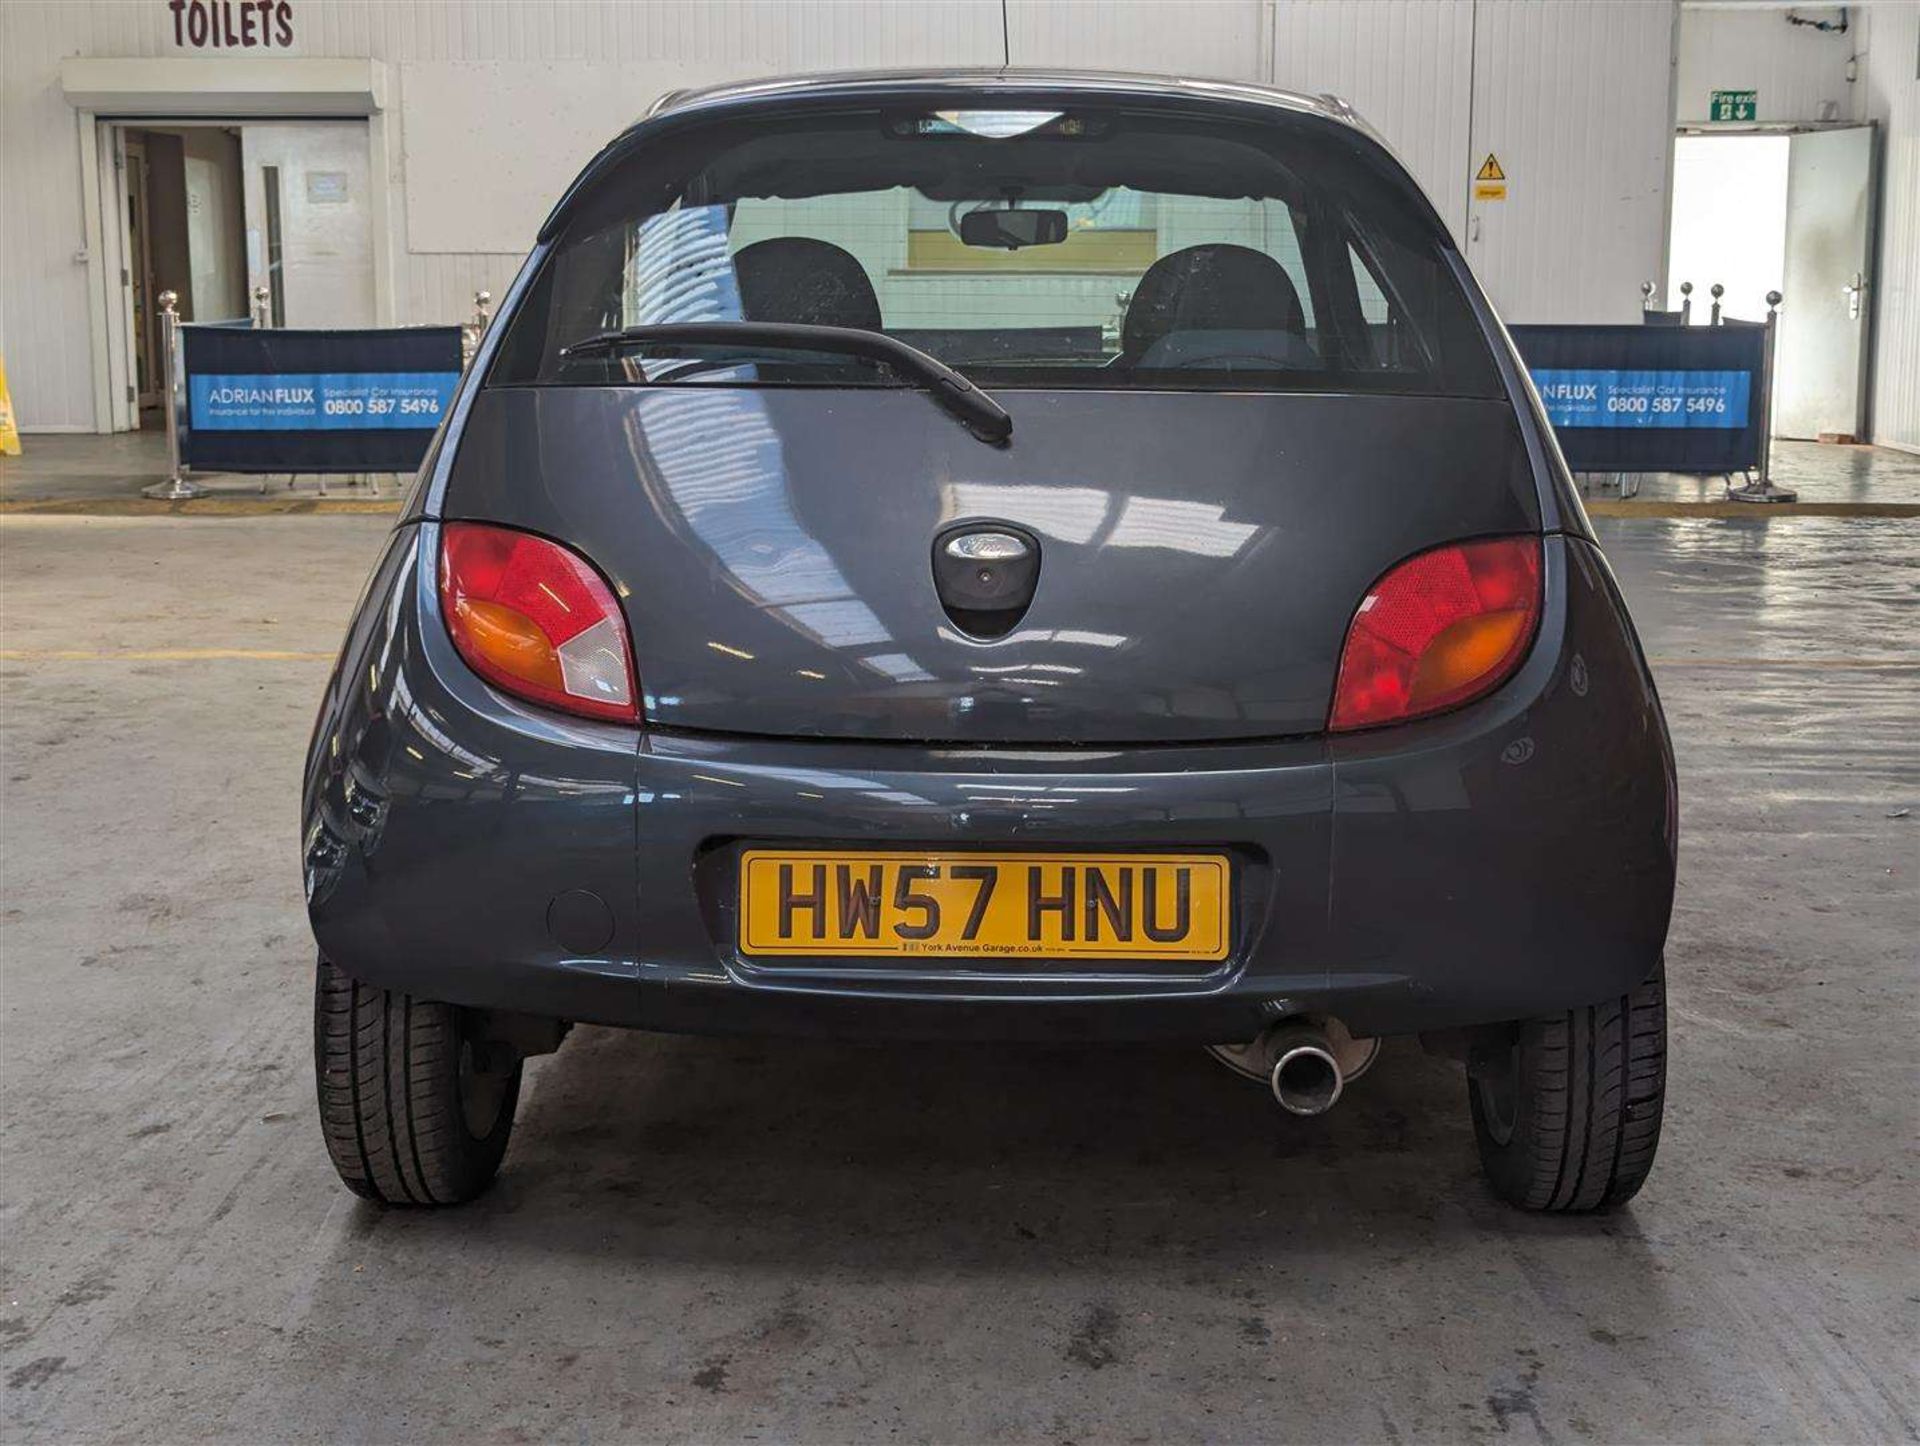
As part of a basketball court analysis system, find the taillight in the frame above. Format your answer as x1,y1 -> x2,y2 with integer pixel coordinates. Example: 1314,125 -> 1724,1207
438,522 -> 639,724
1329,536 -> 1541,732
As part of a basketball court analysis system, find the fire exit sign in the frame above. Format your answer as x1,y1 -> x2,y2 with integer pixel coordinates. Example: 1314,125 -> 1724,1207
1711,90 -> 1758,122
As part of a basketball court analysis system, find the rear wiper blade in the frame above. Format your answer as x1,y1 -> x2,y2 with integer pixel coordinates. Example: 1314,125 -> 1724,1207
559,321 -> 1012,446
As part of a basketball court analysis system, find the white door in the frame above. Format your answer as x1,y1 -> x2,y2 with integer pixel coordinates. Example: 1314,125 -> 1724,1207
104,125 -> 141,429
183,130 -> 248,322
240,121 -> 375,328
1773,125 -> 1875,440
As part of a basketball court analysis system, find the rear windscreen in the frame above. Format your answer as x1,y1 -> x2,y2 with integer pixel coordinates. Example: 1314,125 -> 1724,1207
492,102 -> 1503,398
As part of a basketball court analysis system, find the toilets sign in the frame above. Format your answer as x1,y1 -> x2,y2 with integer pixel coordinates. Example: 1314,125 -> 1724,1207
169,0 -> 295,49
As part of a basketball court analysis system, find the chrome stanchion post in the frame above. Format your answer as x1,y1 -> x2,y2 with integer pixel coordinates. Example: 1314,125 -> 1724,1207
1679,281 -> 1693,325
1640,280 -> 1657,313
1710,283 -> 1724,327
462,289 -> 492,369
1727,289 -> 1797,504
251,286 -> 273,490
1103,288 -> 1132,354
141,291 -> 203,501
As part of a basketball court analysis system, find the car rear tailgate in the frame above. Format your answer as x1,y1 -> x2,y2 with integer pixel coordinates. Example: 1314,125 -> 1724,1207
443,384 -> 1540,744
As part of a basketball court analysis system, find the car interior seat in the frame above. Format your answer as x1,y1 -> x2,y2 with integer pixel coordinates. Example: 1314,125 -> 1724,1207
733,238 -> 884,331
1120,243 -> 1319,371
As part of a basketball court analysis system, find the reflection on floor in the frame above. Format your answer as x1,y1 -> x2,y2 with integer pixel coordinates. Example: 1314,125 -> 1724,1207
1582,437 -> 1920,506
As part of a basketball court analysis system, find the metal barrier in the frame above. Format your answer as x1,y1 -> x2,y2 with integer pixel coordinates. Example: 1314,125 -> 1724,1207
1513,320 -> 1765,471
178,322 -> 463,478
139,287 -> 488,498
1519,282 -> 1795,504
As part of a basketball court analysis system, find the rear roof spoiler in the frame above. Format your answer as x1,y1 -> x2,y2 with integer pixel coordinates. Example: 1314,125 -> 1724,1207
536,70 -> 1384,246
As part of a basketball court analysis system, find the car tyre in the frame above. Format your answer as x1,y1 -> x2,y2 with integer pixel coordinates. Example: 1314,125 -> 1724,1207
313,956 -> 521,1206
1468,961 -> 1666,1212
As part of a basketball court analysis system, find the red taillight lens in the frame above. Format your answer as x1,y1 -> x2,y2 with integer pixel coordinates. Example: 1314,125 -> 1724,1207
1329,536 -> 1541,732
439,522 -> 639,724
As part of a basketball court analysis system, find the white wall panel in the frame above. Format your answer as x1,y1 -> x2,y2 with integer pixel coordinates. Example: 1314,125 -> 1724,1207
1859,0 -> 1920,450
1268,0 -> 1476,240
1465,0 -> 1680,323
1677,4 -> 1861,124
1006,0 -> 1265,79
373,1 -> 1004,341
400,61 -> 779,255
1,3 -> 103,431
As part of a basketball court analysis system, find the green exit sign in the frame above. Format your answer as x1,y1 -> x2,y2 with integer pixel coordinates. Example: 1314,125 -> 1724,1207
1711,89 -> 1758,122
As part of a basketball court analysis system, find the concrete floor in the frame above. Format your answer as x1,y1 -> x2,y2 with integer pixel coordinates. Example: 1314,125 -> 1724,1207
0,431 -> 409,504
1,510 -> 1915,1443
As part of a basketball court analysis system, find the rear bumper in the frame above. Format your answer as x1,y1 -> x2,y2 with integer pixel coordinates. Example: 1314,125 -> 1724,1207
304,526 -> 1674,1043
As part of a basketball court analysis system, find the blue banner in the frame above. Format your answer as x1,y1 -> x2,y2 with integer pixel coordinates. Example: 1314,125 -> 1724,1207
179,325 -> 465,474
1509,323 -> 1766,473
189,370 -> 458,431
1530,368 -> 1750,430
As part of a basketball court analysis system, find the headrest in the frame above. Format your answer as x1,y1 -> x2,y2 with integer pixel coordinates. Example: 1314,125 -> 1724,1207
732,237 -> 882,332
1122,243 -> 1305,360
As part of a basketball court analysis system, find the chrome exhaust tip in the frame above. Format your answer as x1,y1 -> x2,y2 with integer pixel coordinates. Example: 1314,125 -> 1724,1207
1206,1016 -> 1375,1116
1268,1032 -> 1343,1116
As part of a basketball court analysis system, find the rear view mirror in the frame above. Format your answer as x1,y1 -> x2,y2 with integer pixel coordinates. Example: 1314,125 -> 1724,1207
959,208 -> 1070,250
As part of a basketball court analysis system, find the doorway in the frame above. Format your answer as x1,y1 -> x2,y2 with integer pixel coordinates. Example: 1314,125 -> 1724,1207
105,118 -> 375,429
1666,125 -> 1878,442
118,125 -> 249,424
124,133 -> 160,411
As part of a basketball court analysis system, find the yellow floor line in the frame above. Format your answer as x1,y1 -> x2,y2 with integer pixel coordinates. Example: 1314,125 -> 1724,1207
0,497 -> 400,516
0,647 -> 333,662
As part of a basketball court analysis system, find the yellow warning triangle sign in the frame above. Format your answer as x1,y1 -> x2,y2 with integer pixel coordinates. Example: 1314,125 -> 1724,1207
1476,153 -> 1506,182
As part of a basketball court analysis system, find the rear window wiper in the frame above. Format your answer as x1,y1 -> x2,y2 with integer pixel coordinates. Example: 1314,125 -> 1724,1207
559,322 -> 1012,446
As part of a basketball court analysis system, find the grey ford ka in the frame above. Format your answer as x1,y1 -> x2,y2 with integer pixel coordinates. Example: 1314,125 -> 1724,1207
303,71 -> 1675,1211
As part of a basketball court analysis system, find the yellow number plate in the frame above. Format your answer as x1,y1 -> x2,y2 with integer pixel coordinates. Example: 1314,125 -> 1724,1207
738,850 -> 1230,961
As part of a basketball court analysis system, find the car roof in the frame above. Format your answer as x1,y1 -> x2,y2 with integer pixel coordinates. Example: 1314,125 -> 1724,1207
643,67 -> 1368,134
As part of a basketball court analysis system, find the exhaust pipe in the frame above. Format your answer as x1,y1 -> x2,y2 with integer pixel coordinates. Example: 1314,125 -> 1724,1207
1265,1024 -> 1343,1115
1204,1016 -> 1377,1115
